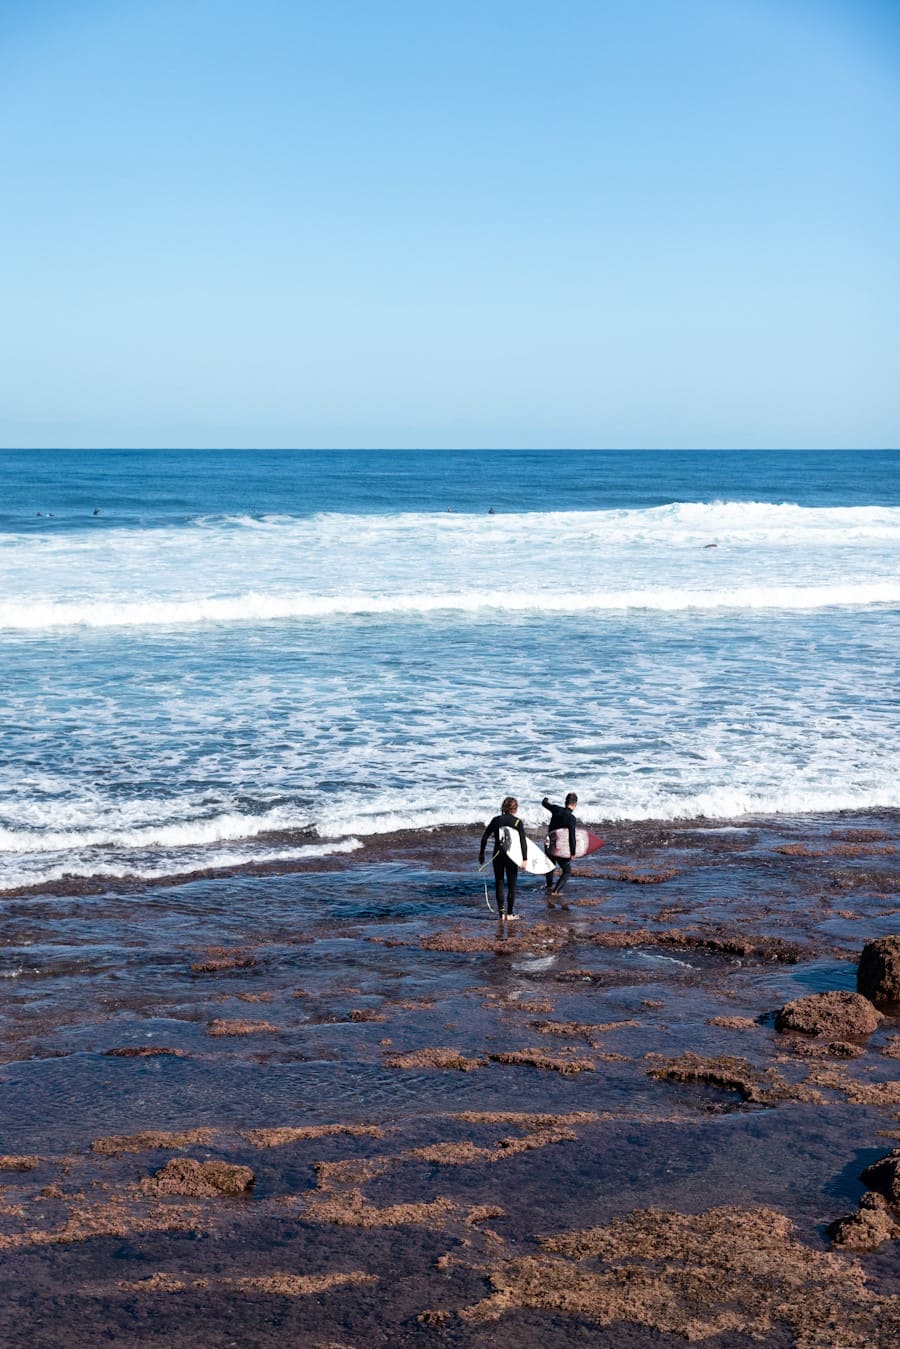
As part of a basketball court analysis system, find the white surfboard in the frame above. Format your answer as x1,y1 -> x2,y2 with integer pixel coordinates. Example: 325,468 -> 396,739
494,824 -> 555,875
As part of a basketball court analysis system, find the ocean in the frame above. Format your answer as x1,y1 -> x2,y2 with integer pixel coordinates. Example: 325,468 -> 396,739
1,447 -> 898,895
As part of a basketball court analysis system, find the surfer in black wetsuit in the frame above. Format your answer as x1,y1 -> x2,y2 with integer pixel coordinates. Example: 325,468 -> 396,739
479,796 -> 528,925
542,793 -> 578,906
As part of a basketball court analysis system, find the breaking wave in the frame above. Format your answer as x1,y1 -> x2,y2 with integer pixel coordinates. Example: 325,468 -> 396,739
0,836 -> 362,894
1,581 -> 897,630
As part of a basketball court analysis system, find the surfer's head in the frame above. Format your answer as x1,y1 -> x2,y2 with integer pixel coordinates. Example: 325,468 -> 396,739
565,793 -> 578,807
501,796 -> 518,815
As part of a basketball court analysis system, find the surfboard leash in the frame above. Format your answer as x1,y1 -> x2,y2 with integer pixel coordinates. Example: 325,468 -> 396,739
478,853 -> 499,911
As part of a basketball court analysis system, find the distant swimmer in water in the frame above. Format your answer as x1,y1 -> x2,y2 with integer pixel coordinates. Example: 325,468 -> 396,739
93,508 -> 101,516
479,796 -> 527,929
488,505 -> 495,514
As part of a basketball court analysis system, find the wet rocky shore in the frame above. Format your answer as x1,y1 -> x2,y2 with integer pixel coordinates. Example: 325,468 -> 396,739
1,811 -> 899,1346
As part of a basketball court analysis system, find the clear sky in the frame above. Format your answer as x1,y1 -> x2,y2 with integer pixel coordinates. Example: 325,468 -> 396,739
1,0 -> 898,449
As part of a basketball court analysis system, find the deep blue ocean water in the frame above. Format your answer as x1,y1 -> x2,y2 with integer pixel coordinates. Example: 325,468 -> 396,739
1,448 -> 898,891
3,449 -> 900,531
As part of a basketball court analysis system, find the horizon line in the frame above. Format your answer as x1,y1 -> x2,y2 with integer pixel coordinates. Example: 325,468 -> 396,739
2,446 -> 898,454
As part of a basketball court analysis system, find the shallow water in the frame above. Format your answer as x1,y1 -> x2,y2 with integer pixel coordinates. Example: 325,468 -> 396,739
1,812 -> 898,1344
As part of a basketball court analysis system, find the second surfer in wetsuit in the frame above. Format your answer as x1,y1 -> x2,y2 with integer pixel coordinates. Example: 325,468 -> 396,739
479,796 -> 528,925
542,792 -> 578,905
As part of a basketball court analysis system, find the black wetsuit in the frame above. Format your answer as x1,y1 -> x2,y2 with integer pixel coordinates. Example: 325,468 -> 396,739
542,797 -> 577,894
479,812 -> 528,915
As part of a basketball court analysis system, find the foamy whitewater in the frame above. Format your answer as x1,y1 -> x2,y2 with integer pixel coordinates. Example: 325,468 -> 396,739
1,449 -> 898,891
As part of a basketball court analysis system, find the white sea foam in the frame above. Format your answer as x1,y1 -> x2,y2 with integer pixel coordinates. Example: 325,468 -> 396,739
321,780 -> 900,837
2,497 -> 898,886
0,580 -> 897,630
0,805 -> 312,854
513,955 -> 558,972
2,500 -> 897,631
209,499 -> 900,543
633,952 -> 696,968
2,766 -> 898,895
0,837 -> 362,894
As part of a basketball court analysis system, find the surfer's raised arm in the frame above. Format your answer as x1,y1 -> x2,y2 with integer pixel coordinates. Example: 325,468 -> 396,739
542,795 -> 577,857
542,792 -> 579,907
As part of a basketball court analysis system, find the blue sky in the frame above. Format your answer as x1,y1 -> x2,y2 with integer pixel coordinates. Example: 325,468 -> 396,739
0,0 -> 898,448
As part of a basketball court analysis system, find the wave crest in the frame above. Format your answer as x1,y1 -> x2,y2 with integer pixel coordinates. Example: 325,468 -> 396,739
1,581 -> 896,630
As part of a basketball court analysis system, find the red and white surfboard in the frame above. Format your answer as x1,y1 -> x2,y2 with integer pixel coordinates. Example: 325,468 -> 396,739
546,827 -> 604,859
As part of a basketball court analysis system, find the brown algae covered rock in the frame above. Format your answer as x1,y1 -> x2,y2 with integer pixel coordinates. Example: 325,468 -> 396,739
228,1270 -> 376,1295
803,1065 -> 900,1107
206,1019 -> 279,1036
384,1047 -> 483,1071
829,1193 -> 899,1251
457,1204 -> 897,1343
646,1053 -> 797,1105
303,1187 -> 459,1228
775,991 -> 881,1038
140,1158 -> 254,1198
244,1124 -> 383,1147
103,1046 -> 185,1058
91,1129 -> 216,1155
488,1050 -> 594,1074
858,936 -> 900,1005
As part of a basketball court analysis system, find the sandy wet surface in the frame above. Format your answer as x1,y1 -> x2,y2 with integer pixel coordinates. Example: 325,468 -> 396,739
1,812 -> 899,1345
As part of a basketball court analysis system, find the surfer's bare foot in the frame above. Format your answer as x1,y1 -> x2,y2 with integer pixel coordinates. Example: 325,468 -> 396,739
506,913 -> 519,922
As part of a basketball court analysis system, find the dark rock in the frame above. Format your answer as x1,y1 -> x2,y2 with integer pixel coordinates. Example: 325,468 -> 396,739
857,936 -> 900,1005
860,1149 -> 900,1204
774,991 -> 881,1038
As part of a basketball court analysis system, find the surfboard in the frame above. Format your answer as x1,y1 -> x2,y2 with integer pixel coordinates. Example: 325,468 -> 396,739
546,827 -> 604,860
495,825 -> 555,875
